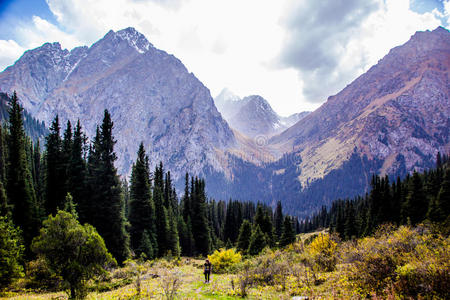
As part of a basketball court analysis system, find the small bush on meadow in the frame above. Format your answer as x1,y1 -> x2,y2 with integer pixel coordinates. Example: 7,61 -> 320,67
25,256 -> 62,291
306,233 -> 338,272
208,248 -> 242,274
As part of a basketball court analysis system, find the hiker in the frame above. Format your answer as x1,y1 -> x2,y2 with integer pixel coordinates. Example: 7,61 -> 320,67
204,259 -> 212,283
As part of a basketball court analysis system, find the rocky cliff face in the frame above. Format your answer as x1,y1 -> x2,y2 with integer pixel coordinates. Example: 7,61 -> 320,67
270,26 -> 450,189
214,89 -> 309,138
0,27 -> 235,178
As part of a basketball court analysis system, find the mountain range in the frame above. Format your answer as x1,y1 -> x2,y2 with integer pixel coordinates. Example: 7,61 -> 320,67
0,26 -> 448,217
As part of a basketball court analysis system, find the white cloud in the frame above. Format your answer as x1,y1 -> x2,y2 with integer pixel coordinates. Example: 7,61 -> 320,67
277,0 -> 446,104
0,0 -> 448,115
0,40 -> 25,72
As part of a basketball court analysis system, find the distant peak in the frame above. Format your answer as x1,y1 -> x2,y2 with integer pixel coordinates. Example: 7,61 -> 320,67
110,27 -> 153,54
215,88 -> 241,102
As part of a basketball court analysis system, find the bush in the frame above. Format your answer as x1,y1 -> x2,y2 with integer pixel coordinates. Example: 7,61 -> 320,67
0,215 -> 24,289
342,225 -> 450,299
25,256 -> 62,291
208,248 -> 242,273
31,211 -> 116,299
306,233 -> 338,272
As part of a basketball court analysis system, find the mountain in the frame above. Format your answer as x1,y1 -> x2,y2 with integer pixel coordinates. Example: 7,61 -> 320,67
0,27 -> 235,178
265,26 -> 450,214
214,89 -> 309,138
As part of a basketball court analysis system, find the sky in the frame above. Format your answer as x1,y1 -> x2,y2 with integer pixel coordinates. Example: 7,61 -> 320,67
0,0 -> 448,116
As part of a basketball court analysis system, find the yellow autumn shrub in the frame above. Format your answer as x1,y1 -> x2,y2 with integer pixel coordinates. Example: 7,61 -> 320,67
306,233 -> 338,272
207,248 -> 242,273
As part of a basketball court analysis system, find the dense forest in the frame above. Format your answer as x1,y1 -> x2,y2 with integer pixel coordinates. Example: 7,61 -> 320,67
299,153 -> 450,238
0,93 -> 297,291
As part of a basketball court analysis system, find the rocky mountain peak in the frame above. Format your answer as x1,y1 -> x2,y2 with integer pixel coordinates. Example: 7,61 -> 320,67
0,27 -> 235,179
114,27 -> 153,53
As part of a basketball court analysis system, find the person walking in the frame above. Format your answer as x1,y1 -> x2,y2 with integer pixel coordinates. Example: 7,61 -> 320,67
204,259 -> 212,283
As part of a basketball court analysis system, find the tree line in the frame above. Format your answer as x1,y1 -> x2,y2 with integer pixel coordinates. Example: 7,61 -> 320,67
299,153 -> 450,239
0,92 -> 298,284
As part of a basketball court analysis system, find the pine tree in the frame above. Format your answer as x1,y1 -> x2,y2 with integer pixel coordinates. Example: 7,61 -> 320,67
44,115 -> 65,215
68,120 -> 87,221
153,165 -> 169,257
236,219 -> 252,254
254,204 -> 273,245
6,92 -> 38,248
84,127 -> 101,224
190,177 -> 211,256
344,201 -> 357,239
86,110 -> 129,263
274,201 -> 283,242
138,230 -> 154,260
403,171 -> 427,225
167,208 -> 181,257
181,173 -> 191,222
248,224 -> 266,255
279,216 -> 296,247
128,143 -> 157,257
61,120 -> 72,194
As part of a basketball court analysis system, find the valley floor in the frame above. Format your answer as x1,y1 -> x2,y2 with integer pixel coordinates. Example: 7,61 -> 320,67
2,225 -> 449,300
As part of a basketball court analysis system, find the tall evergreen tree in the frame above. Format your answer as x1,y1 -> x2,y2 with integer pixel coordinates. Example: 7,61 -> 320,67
153,163 -> 169,257
403,171 -> 427,225
68,120 -> 87,221
6,92 -> 38,248
248,224 -> 267,255
86,110 -> 129,263
128,143 -> 157,258
190,177 -> 211,255
44,115 -> 65,215
167,208 -> 181,257
237,219 -> 252,254
274,201 -> 283,242
254,203 -> 273,246
279,216 -> 296,247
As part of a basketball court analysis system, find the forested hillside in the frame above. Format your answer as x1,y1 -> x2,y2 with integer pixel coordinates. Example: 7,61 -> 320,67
300,153 -> 450,238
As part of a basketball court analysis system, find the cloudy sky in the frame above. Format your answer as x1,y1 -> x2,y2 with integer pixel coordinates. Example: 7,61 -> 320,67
0,0 -> 449,116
